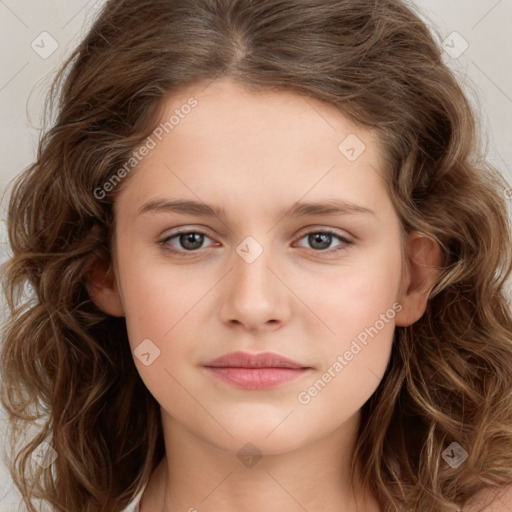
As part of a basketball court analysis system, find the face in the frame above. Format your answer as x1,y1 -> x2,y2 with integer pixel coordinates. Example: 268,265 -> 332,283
102,78 -> 419,456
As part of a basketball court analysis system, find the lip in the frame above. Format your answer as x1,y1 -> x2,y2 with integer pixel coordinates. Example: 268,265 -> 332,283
204,351 -> 307,369
203,351 -> 311,390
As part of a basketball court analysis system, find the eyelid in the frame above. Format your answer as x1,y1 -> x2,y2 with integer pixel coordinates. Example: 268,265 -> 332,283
160,225 -> 353,241
159,225 -> 217,240
294,225 -> 353,242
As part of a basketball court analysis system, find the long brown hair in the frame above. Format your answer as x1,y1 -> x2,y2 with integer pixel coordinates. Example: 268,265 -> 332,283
2,1 -> 512,510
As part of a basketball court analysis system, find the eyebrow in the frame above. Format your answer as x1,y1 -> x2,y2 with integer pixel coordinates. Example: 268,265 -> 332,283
138,198 -> 375,218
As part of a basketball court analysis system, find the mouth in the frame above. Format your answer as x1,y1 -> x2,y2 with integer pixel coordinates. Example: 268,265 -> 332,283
202,351 -> 312,390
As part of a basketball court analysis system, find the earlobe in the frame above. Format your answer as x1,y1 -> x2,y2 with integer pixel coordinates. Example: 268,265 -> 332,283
395,231 -> 443,327
86,250 -> 125,317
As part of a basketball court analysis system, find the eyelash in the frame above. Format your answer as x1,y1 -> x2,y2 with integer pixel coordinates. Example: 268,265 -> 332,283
158,228 -> 353,257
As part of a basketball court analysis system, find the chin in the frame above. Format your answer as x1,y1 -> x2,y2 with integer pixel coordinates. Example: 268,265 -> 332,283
218,432 -> 306,460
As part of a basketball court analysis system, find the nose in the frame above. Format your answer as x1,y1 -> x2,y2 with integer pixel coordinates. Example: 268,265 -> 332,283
218,239 -> 292,332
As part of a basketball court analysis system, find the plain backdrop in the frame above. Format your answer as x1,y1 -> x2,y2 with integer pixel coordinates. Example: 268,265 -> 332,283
0,0 -> 511,509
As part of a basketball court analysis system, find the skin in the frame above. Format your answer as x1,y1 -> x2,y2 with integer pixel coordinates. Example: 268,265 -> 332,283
89,77 -> 442,512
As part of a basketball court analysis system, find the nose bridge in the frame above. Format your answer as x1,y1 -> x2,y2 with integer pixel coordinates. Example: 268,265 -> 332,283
232,234 -> 276,298
219,234 -> 289,328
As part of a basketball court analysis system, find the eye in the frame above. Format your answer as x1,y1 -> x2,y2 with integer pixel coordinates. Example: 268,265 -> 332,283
294,229 -> 353,254
159,229 -> 217,255
158,227 -> 353,257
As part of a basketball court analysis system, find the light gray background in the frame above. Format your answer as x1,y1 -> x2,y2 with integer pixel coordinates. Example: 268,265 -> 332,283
0,0 -> 511,509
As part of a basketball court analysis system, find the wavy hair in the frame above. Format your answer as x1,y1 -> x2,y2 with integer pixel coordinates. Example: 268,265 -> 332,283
2,0 -> 512,510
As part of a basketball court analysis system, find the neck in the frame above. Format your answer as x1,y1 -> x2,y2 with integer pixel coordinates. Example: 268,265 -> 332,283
141,409 -> 381,512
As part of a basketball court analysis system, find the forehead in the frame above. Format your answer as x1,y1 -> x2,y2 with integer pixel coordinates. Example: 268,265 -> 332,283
153,78 -> 378,158
114,78 -> 391,221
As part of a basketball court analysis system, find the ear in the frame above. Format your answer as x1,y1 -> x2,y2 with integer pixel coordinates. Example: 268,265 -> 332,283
86,249 -> 125,317
395,231 -> 442,327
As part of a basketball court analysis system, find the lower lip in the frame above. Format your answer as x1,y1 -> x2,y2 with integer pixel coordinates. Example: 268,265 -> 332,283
203,367 -> 310,389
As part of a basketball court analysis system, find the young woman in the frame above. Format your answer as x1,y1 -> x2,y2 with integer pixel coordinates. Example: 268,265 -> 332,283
2,1 -> 512,511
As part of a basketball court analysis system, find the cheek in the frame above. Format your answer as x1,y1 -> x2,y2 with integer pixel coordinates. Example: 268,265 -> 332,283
115,251 -> 206,419
115,242 -> 203,342
298,241 -> 403,343
115,245 -> 221,397
293,243 -> 402,405
293,293 -> 398,437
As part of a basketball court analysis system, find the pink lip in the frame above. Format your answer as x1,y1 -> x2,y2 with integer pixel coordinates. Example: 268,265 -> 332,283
203,351 -> 311,390
204,351 -> 306,369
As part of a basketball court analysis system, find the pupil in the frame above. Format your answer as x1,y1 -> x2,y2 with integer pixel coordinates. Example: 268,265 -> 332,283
181,233 -> 203,250
310,233 -> 331,250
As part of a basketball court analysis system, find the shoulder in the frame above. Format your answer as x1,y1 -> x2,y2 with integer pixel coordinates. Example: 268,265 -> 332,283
463,484 -> 512,512
118,502 -> 139,512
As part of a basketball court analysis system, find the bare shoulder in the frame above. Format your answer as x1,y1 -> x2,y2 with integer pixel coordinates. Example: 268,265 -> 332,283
463,484 -> 512,512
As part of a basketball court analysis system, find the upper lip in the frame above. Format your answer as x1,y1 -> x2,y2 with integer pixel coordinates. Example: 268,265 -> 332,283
203,351 -> 309,369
